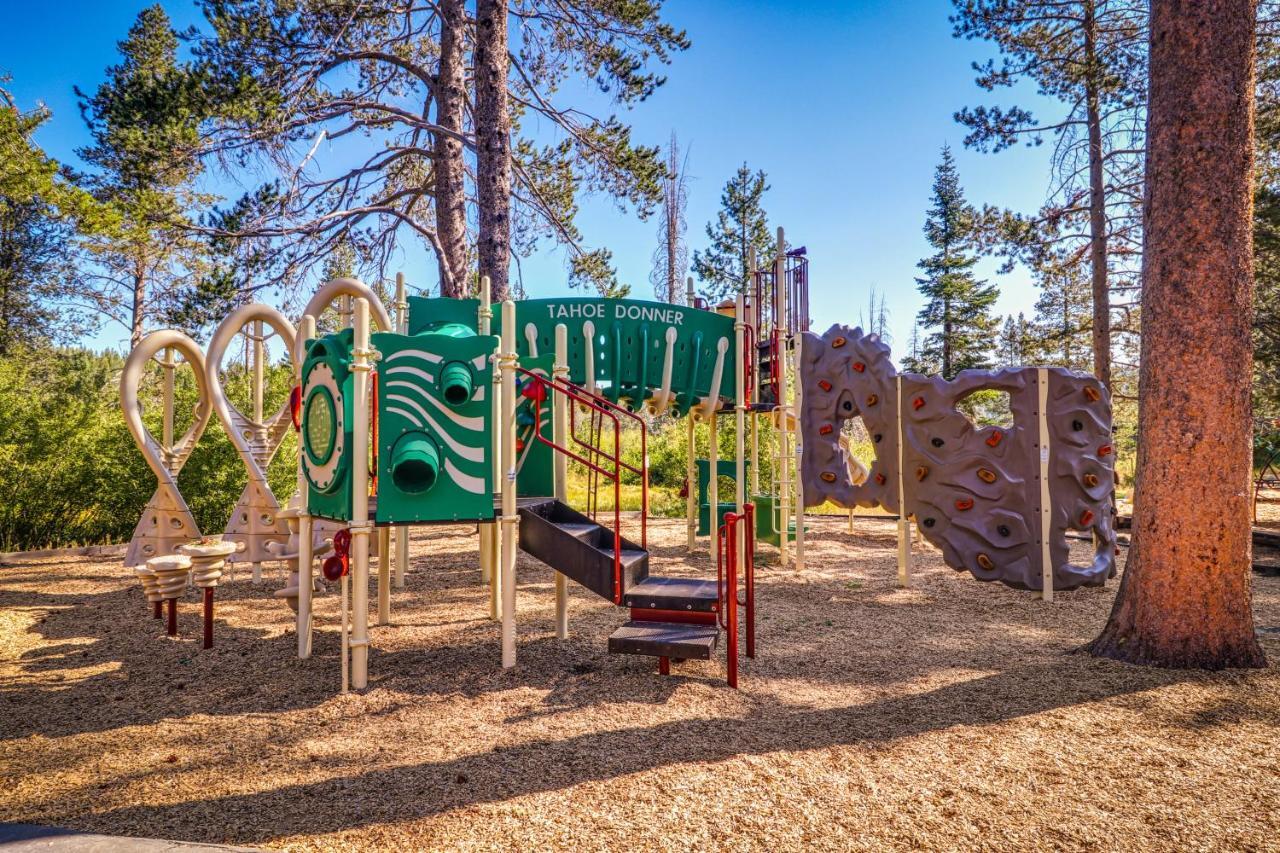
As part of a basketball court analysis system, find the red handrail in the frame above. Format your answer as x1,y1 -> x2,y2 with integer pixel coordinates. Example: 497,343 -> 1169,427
716,504 -> 755,689
561,380 -> 648,548
515,368 -> 647,603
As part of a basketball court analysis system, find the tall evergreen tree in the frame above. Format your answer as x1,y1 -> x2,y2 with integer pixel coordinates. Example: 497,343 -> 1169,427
1030,256 -> 1093,370
913,147 -> 999,378
1090,0 -> 1264,669
0,83 -> 108,353
692,164 -> 773,303
75,5 -> 209,346
997,312 -> 1034,366
953,0 -> 1147,390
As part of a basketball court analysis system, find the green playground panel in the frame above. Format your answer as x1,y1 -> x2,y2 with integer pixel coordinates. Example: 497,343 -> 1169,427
406,296 -> 482,335
373,329 -> 497,524
513,297 -> 737,416
695,457 -> 751,536
301,329 -> 356,521
751,493 -> 807,547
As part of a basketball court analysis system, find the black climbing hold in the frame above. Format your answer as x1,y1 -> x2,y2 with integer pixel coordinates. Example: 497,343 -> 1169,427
997,525 -> 1010,537
873,433 -> 882,443
842,401 -> 854,412
923,517 -> 936,528
1071,419 -> 1083,431
931,437 -> 945,448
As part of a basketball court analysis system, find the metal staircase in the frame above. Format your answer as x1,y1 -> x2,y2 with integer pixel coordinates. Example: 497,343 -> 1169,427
511,371 -> 756,687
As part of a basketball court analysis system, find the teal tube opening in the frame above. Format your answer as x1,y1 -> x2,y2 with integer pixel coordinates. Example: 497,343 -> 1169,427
390,433 -> 440,494
440,361 -> 474,406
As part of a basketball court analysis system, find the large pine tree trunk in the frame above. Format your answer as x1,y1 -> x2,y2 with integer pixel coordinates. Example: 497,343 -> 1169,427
434,0 -> 467,298
475,0 -> 511,302
1084,1 -> 1112,390
1089,0 -> 1265,669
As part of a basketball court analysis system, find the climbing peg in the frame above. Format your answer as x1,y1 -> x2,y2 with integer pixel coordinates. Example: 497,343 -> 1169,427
1079,509 -> 1095,527
985,430 -> 1003,448
912,396 -> 925,411
1083,473 -> 1100,488
819,424 -> 833,436
832,336 -> 847,348
976,468 -> 997,484
852,361 -> 865,373
874,473 -> 886,486
915,465 -> 929,482
976,553 -> 994,571
1098,444 -> 1113,457
865,393 -> 878,406
818,379 -> 832,392
820,472 -> 837,483
955,497 -> 974,511
1084,386 -> 1101,402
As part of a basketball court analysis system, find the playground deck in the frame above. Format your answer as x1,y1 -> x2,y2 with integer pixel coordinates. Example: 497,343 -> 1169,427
2,517 -> 1278,851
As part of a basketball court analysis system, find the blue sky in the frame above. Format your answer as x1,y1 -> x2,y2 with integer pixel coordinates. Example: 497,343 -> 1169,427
0,0 -> 1059,356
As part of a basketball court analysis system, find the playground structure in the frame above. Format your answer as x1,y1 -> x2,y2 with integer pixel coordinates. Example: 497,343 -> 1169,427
118,227 -> 1115,693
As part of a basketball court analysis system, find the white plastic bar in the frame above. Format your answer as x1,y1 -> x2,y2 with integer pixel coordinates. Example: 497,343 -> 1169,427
297,312 -> 317,660
553,323 -> 570,639
896,374 -> 911,587
500,300 -> 518,667
349,297 -> 373,690
1038,368 -> 1054,602
394,272 -> 409,589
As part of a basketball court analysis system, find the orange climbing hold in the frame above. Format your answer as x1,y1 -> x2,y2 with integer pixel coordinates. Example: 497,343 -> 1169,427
1083,473 -> 1100,488
820,472 -> 837,483
912,396 -> 925,410
1098,444 -> 1113,457
976,468 -> 997,484
832,336 -> 847,348
865,393 -> 878,406
955,497 -> 974,511
818,379 -> 832,392
852,361 -> 866,373
986,430 -> 1003,448
1079,509 -> 1095,526
915,465 -> 929,481
1084,386 -> 1101,402
874,473 -> 887,486
976,553 -> 994,571
819,424 -> 833,436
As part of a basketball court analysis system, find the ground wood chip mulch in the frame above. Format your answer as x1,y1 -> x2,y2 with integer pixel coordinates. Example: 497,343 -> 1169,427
2,516 -> 1278,852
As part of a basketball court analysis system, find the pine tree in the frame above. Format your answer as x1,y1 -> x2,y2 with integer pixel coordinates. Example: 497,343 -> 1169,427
1089,0 -> 1265,669
75,5 -> 209,346
952,0 -> 1148,390
997,313 -> 1033,366
691,164 -> 773,304
914,147 -> 999,378
1031,256 -> 1093,370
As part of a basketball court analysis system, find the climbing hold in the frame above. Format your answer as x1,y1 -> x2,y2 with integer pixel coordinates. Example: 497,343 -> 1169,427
874,473 -> 887,486
1083,473 -> 1100,488
976,553 -> 994,571
832,336 -> 847,348
865,393 -> 878,406
931,437 -> 945,448
842,401 -> 854,412
1098,444 -> 1113,457
986,430 -> 1003,448
955,497 -> 974,511
915,465 -> 929,482
852,361 -> 865,372
820,472 -> 837,483
818,380 -> 833,392
1084,386 -> 1101,402
997,525 -> 1011,537
1072,419 -> 1084,431
976,468 -> 997,484
819,424 -> 834,436
873,433 -> 883,443
923,517 -> 936,528
912,396 -> 925,411
1079,509 -> 1095,527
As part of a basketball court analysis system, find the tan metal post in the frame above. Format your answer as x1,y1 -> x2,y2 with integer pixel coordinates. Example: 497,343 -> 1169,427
794,332 -> 806,570
485,277 -> 502,621
297,314 -> 317,659
394,272 -> 409,589
735,293 -> 747,569
553,323 -> 570,638
500,300 -> 518,667
686,416 -> 696,551
775,227 -> 790,567
349,297 -> 373,690
708,411 -> 719,552
1038,368 -> 1054,602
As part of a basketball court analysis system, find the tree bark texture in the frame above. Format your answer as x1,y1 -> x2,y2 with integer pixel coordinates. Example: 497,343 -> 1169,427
1090,0 -> 1265,669
434,0 -> 468,298
1084,0 -> 1113,389
475,0 -> 511,302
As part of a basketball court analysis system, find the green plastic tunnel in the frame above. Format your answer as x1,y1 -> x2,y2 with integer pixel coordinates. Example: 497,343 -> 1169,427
439,360 -> 474,406
390,433 -> 440,494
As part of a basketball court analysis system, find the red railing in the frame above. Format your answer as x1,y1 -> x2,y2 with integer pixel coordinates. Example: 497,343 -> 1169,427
716,503 -> 756,689
516,368 -> 647,604
562,379 -> 648,549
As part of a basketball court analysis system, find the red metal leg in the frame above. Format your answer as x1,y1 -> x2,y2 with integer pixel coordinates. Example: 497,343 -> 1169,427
202,588 -> 214,649
153,601 -> 162,619
166,598 -> 177,637
658,656 -> 670,676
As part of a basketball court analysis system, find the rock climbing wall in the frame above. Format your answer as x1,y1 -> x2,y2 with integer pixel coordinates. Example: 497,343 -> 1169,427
799,324 -> 1116,591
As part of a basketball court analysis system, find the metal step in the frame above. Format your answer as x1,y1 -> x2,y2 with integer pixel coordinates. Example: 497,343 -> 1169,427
608,620 -> 719,660
517,499 -> 648,602
623,576 -> 719,613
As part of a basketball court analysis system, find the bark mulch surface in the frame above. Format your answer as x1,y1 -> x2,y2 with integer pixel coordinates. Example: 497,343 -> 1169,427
2,517 -> 1278,851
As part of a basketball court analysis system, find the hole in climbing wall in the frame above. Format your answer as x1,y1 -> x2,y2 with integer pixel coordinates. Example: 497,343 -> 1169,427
956,389 -> 1016,431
